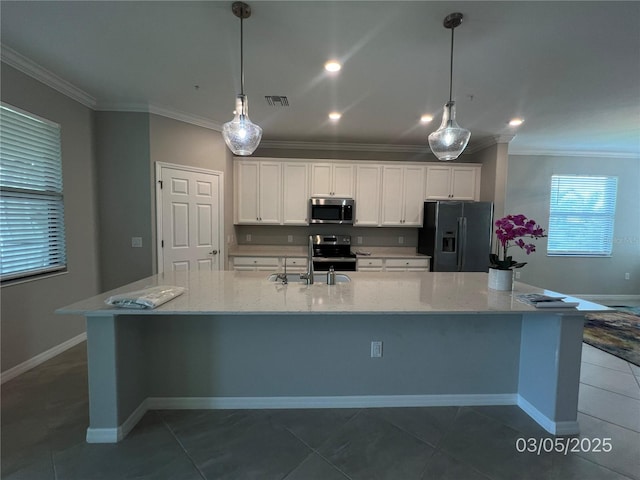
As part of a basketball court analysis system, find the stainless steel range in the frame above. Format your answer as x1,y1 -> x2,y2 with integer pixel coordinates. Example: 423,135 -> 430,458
311,235 -> 357,272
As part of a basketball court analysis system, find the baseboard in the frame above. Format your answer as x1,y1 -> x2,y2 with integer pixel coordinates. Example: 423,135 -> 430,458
575,294 -> 640,306
89,393 -> 518,443
1,332 -> 87,384
86,398 -> 149,444
517,395 -> 580,435
147,393 -> 519,410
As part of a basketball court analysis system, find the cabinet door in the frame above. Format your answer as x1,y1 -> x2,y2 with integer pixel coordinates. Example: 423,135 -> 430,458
355,165 -> 381,226
235,161 -> 260,223
332,164 -> 355,197
310,163 -> 332,196
450,167 -> 479,200
425,166 -> 453,200
402,166 -> 426,226
257,162 -> 282,224
283,163 -> 309,225
357,258 -> 383,272
380,166 -> 404,226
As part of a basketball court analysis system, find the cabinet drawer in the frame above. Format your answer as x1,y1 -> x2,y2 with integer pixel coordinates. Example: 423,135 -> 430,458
283,257 -> 307,272
385,258 -> 429,268
232,257 -> 279,267
357,258 -> 384,268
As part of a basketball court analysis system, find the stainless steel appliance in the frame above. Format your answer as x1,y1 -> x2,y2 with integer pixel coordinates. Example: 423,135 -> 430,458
417,201 -> 493,272
309,198 -> 354,224
311,234 -> 357,271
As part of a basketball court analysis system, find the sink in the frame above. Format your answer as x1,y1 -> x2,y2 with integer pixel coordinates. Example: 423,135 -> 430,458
267,273 -> 351,284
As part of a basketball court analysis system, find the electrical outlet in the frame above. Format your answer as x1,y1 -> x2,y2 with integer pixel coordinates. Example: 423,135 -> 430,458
246,234 -> 252,242
371,341 -> 383,358
288,235 -> 293,243
515,271 -> 521,279
131,237 -> 142,248
398,236 -> 404,245
357,236 -> 363,245
625,272 -> 630,280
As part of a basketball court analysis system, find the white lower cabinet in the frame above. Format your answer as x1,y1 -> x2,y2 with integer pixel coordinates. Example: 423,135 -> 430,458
231,256 -> 308,273
357,257 -> 430,272
384,258 -> 430,272
282,257 -> 307,273
231,257 -> 280,271
356,258 -> 384,272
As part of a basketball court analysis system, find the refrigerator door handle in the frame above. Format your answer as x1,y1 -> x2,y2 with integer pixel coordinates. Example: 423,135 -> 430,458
456,217 -> 466,271
457,217 -> 467,272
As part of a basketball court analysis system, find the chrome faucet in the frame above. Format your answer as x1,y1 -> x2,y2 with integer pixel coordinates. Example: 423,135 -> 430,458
275,257 -> 288,284
300,235 -> 314,285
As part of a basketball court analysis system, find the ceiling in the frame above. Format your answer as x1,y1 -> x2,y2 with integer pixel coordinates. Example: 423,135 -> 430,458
1,1 -> 639,157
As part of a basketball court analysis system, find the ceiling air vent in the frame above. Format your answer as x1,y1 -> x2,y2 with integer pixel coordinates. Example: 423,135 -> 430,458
265,95 -> 289,106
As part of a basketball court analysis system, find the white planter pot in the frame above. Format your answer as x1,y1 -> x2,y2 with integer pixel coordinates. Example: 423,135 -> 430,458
488,268 -> 514,291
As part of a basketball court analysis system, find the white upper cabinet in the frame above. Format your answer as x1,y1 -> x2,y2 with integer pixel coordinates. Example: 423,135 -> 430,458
354,164 -> 382,226
425,164 -> 480,201
380,165 -> 426,226
310,162 -> 355,197
234,160 -> 282,224
282,162 -> 309,225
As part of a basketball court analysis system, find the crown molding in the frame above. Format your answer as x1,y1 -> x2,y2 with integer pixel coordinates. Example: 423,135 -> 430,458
96,102 -> 223,131
1,44 -> 97,108
258,140 -> 430,154
508,148 -> 640,159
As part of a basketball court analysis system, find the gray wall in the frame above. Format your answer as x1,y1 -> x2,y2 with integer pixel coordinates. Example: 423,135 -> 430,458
1,64 -> 100,371
505,154 -> 640,295
95,112 -> 153,291
148,114 -> 233,270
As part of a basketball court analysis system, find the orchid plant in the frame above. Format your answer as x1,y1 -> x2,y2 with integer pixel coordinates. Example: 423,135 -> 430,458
490,214 -> 546,270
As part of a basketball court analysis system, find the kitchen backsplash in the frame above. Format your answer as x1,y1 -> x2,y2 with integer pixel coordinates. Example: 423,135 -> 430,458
235,225 -> 418,247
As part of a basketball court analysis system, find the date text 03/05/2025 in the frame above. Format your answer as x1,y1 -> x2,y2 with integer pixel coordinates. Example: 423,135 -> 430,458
515,437 -> 613,456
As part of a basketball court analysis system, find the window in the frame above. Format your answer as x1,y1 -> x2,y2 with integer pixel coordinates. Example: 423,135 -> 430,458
0,103 -> 66,282
548,175 -> 617,256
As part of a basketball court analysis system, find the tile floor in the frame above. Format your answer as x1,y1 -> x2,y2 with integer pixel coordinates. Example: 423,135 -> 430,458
1,341 -> 639,480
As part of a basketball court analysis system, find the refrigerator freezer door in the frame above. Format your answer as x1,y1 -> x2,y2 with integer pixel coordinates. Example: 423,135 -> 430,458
433,201 -> 463,272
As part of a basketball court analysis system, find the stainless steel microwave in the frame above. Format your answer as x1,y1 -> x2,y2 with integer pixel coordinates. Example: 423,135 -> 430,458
309,197 -> 355,224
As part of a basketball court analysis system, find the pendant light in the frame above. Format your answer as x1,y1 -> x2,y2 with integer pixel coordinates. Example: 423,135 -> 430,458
428,12 -> 470,161
222,2 -> 262,156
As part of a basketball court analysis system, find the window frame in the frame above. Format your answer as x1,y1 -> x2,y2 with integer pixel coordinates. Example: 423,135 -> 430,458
547,174 -> 618,257
0,102 -> 67,283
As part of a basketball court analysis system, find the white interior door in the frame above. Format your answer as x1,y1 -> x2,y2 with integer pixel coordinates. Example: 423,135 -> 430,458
157,163 -> 223,273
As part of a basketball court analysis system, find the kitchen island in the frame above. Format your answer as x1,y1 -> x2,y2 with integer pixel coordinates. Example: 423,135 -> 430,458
58,270 -> 608,443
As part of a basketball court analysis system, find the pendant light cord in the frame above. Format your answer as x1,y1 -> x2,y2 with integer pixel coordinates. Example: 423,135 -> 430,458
448,25 -> 455,103
240,12 -> 245,96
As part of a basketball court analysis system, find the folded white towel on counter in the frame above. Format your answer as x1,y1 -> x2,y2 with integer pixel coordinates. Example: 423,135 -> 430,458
105,285 -> 186,309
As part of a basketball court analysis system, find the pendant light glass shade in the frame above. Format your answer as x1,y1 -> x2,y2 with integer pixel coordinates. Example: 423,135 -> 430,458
428,12 -> 470,161
428,101 -> 470,161
223,94 -> 262,156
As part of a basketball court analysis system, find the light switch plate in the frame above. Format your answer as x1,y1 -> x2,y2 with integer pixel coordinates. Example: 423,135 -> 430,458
131,237 -> 142,248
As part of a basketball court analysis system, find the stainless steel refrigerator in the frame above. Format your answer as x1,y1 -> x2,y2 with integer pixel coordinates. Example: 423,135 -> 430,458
417,201 -> 494,272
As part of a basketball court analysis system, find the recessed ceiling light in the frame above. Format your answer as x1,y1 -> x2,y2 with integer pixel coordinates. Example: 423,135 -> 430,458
420,115 -> 433,123
325,61 -> 342,73
328,112 -> 342,121
509,118 -> 524,126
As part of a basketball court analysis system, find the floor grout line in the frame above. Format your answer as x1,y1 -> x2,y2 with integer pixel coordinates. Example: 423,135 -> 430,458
577,410 -> 640,435
156,411 -> 208,480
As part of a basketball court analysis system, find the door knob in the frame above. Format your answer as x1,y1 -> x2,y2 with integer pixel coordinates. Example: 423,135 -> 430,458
209,250 -> 218,255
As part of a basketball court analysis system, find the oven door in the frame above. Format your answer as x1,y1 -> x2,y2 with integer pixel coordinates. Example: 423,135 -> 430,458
312,257 -> 357,272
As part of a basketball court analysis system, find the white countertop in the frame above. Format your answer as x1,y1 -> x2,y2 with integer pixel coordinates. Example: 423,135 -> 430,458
58,270 -> 608,316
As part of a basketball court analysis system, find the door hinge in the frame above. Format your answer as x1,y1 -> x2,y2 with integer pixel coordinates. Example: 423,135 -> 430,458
158,180 -> 163,189
161,240 -> 164,248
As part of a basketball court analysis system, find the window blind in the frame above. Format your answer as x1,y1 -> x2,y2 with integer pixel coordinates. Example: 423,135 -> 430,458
0,104 -> 66,281
548,175 -> 617,256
